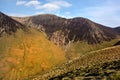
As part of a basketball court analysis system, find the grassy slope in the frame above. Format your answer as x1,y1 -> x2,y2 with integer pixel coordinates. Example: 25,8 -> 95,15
65,39 -> 119,59
51,60 -> 120,80
0,29 -> 66,80
33,45 -> 120,80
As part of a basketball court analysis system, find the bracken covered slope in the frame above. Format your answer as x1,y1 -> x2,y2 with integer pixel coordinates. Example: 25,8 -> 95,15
0,12 -> 66,80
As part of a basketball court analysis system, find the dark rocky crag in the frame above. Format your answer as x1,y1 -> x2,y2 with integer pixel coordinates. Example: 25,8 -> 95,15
0,12 -> 27,36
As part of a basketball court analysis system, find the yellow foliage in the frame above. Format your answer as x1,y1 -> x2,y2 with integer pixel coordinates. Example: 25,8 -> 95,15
0,29 -> 66,80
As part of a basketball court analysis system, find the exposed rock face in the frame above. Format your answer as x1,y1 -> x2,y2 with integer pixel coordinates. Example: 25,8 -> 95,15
12,14 -> 119,45
0,12 -> 26,36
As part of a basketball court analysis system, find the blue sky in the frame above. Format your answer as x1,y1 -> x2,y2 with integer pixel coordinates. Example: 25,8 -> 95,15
0,0 -> 120,27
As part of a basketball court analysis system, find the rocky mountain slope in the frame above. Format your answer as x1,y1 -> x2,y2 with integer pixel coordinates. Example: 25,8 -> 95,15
0,12 -> 66,80
0,12 -> 27,36
13,14 -> 119,46
114,26 -> 120,34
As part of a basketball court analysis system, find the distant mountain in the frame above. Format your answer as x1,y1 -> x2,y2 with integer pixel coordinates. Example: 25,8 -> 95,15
13,14 -> 119,45
0,12 -> 27,36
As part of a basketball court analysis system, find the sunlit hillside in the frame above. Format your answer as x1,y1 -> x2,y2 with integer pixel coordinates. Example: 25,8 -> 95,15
33,45 -> 120,80
65,39 -> 119,59
0,28 -> 66,80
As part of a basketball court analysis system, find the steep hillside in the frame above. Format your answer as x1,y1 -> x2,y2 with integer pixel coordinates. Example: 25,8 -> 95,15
32,45 -> 120,80
0,29 -> 66,80
114,26 -> 120,34
12,15 -> 119,46
0,12 -> 66,80
66,18 -> 118,44
0,12 -> 26,36
65,39 -> 119,59
50,59 -> 120,80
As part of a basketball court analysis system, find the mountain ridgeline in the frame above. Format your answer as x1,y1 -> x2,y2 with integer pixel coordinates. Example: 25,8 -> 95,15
0,12 -> 27,36
13,14 -> 119,46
